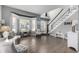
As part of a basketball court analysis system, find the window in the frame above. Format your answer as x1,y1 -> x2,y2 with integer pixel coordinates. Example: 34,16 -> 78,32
19,17 -> 30,32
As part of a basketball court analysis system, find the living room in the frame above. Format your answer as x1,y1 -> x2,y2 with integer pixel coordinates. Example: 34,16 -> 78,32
0,5 -> 78,53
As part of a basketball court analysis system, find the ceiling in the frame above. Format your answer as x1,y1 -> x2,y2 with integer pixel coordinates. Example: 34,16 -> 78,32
6,5 -> 69,15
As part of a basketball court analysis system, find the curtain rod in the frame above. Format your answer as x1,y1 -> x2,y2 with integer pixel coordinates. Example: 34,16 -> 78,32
11,12 -> 38,18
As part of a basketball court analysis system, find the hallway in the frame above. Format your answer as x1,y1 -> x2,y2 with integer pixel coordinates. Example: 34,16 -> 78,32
20,35 -> 76,53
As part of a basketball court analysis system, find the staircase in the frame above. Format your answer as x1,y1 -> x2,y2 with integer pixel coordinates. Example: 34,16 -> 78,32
48,6 -> 78,34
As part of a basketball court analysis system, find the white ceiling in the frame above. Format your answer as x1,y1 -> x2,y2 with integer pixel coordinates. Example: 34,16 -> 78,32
7,5 -> 69,15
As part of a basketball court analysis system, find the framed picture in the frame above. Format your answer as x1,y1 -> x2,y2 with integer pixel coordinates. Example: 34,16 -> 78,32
64,22 -> 72,25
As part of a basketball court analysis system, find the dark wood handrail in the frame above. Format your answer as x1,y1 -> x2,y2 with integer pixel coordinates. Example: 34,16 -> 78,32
48,9 -> 63,25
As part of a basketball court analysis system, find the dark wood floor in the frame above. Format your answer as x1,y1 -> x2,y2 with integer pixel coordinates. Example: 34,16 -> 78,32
20,35 -> 76,53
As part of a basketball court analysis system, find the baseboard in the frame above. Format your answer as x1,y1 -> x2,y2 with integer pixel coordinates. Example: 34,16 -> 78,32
49,34 -> 67,40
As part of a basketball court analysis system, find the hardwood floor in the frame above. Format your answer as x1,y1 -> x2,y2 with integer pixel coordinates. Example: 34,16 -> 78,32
20,35 -> 76,53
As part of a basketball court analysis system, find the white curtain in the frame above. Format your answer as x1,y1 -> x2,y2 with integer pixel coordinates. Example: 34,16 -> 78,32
31,18 -> 37,32
11,13 -> 18,33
